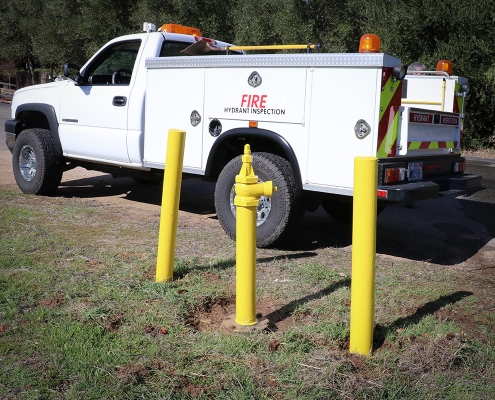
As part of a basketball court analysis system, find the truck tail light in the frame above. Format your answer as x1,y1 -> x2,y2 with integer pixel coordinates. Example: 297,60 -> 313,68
453,161 -> 466,172
384,167 -> 407,183
377,189 -> 388,198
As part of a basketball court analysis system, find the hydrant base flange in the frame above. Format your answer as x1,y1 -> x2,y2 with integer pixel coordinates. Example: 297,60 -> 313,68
221,314 -> 269,334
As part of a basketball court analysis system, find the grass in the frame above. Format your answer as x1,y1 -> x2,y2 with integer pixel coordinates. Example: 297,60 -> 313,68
1,189 -> 494,399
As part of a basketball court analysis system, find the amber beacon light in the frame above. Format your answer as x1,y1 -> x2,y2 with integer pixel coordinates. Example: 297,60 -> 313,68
359,34 -> 381,53
158,23 -> 202,37
436,60 -> 453,75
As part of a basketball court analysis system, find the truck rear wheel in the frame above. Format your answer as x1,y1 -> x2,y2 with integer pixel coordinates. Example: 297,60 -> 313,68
215,152 -> 303,248
12,129 -> 63,195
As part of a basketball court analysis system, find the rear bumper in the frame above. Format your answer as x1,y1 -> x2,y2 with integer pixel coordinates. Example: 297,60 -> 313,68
377,155 -> 482,203
378,173 -> 482,203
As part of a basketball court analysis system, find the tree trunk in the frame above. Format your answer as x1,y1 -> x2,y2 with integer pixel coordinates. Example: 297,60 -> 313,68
26,56 -> 35,86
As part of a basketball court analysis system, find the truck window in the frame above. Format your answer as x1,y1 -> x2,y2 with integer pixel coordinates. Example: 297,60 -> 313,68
85,40 -> 141,85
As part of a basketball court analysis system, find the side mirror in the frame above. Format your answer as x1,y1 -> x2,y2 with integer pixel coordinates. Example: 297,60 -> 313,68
74,72 -> 84,85
63,63 -> 83,85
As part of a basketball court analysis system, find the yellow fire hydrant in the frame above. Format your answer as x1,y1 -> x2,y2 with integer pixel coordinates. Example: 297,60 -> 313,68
234,144 -> 277,326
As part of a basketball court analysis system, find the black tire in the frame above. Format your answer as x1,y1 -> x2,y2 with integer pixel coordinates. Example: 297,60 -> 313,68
322,197 -> 386,224
215,152 -> 304,248
12,129 -> 63,195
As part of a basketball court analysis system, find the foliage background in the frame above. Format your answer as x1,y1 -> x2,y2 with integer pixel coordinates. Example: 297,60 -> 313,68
0,0 -> 494,147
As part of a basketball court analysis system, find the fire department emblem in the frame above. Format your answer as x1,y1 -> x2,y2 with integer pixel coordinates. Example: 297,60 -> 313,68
248,71 -> 262,88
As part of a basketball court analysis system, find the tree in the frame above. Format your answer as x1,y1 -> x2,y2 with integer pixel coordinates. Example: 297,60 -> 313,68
0,58 -> 17,84
344,0 -> 495,147
0,0 -> 44,85
31,0 -> 86,76
130,0 -> 234,42
77,0 -> 135,60
1,0 -> 493,147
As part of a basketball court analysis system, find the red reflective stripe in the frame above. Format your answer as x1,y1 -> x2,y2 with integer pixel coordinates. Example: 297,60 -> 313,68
419,141 -> 431,149
438,141 -> 447,148
381,67 -> 392,88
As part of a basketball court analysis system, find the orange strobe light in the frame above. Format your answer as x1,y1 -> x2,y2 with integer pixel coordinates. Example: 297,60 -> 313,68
158,24 -> 202,37
359,34 -> 381,53
436,60 -> 453,75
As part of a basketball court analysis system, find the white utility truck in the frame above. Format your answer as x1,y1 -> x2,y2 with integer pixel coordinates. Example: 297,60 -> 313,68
5,24 -> 481,247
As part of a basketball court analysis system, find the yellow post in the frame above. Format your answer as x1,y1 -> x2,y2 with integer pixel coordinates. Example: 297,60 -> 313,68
349,156 -> 378,356
156,129 -> 186,282
234,145 -> 276,326
221,44 -> 319,51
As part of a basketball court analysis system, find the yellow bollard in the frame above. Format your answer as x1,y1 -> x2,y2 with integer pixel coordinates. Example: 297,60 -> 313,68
156,129 -> 186,282
234,144 -> 276,326
349,156 -> 378,356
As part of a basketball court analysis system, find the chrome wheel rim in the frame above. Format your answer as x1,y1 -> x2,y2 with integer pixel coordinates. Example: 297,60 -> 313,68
229,182 -> 271,226
18,145 -> 37,182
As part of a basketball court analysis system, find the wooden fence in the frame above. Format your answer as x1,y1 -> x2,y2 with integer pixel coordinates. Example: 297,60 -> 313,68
0,82 -> 15,104
0,72 -> 52,103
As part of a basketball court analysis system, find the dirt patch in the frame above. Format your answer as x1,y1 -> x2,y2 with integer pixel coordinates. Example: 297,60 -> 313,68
186,297 -> 235,332
114,362 -> 208,397
22,353 -> 44,369
38,296 -> 64,308
106,314 -> 125,332
185,295 -> 316,333
115,363 -> 156,385
144,324 -> 169,337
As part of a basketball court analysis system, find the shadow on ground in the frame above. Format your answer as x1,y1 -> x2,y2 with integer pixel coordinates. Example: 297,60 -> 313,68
373,290 -> 473,350
56,173 -> 495,266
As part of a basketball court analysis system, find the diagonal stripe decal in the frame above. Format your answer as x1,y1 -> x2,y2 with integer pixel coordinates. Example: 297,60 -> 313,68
407,141 -> 458,150
377,67 -> 402,157
377,111 -> 399,158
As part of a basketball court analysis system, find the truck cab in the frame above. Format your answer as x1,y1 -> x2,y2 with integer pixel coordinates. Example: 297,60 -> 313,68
7,23 -> 235,168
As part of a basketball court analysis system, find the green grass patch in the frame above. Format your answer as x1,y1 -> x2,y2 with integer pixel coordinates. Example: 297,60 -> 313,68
1,189 -> 494,399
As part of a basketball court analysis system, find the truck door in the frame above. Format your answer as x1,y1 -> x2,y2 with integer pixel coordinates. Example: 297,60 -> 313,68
59,40 -> 141,163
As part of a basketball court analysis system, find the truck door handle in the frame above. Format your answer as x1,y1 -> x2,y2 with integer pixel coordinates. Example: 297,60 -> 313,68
112,96 -> 127,106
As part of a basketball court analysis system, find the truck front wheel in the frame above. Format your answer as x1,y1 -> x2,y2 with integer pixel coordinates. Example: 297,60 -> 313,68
12,129 -> 63,195
215,152 -> 303,248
